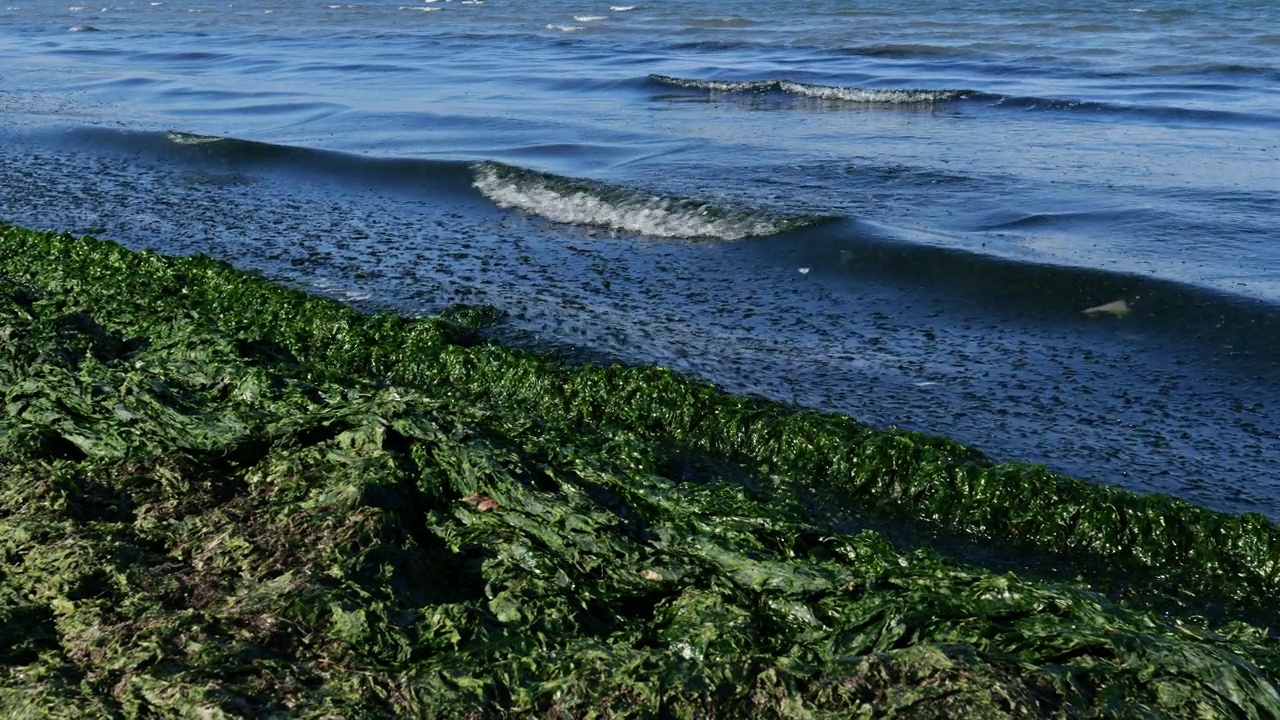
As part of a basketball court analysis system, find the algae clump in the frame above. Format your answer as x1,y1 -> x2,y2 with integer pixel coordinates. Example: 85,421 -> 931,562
1,224 -> 1279,718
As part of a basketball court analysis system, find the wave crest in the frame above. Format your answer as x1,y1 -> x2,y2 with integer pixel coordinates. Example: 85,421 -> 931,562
472,162 -> 821,240
650,74 -> 969,104
166,131 -> 224,145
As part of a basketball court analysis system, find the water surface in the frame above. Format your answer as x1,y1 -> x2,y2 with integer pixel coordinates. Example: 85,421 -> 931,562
1,0 -> 1277,517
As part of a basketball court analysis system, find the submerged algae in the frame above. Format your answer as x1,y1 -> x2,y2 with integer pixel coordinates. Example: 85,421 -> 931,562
1,224 -> 1279,717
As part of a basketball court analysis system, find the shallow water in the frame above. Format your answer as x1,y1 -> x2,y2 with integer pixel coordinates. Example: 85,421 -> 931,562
1,0 -> 1277,517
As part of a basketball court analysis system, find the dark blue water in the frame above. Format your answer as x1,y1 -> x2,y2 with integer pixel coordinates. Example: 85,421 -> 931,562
1,0 -> 1278,518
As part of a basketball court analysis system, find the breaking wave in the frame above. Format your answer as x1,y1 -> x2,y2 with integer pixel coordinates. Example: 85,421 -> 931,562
472,162 -> 824,240
649,74 -> 970,104
165,130 -> 224,145
648,74 -> 1274,124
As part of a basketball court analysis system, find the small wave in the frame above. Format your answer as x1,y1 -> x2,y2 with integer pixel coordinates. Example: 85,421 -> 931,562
166,131 -> 224,145
472,162 -> 822,240
650,74 -> 968,104
610,5 -> 637,11
652,75 -> 1274,125
67,24 -> 98,31
778,81 -> 966,104
688,17 -> 758,27
573,15 -> 607,21
1147,62 -> 1278,79
399,5 -> 440,10
652,75 -> 773,93
51,127 -> 486,201
668,40 -> 749,51
546,24 -> 584,32
846,43 -> 977,59
983,93 -> 1271,125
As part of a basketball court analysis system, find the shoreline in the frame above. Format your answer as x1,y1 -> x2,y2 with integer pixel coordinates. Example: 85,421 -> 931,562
2,224 -> 1279,716
4,126 -> 1277,520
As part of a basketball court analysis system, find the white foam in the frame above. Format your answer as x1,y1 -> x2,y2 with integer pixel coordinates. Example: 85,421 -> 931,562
686,78 -> 770,93
400,5 -> 439,10
473,163 -> 808,241
166,130 -> 223,145
777,80 -> 962,104
650,74 -> 775,93
573,15 -> 607,21
546,23 -> 584,31
609,5 -> 636,10
651,74 -> 965,104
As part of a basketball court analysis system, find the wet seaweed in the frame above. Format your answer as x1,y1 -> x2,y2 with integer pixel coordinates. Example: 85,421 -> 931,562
2,224 -> 1280,717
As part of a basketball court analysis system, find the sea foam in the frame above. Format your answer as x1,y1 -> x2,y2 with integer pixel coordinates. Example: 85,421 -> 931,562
472,162 -> 818,240
651,74 -> 968,104
166,131 -> 224,145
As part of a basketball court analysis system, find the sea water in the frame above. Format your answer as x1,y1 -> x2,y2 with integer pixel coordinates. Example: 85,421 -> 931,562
1,0 -> 1277,516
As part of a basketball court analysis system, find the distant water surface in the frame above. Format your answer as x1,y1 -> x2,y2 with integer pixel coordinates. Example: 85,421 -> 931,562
1,0 -> 1278,518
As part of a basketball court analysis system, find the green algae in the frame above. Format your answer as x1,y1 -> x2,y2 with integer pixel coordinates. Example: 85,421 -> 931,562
4,224 -> 1275,615
1,224 -> 1280,717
